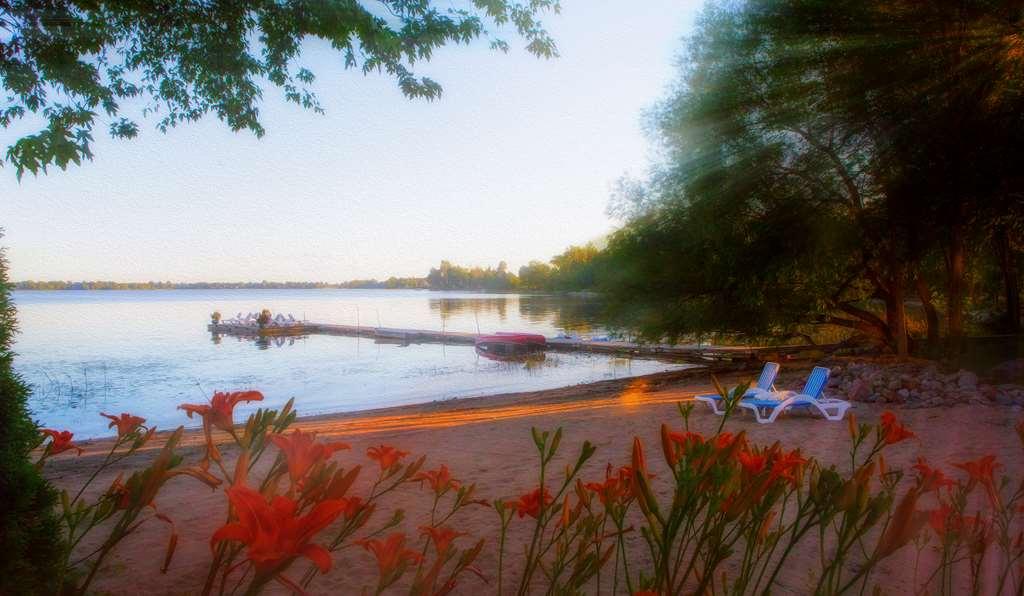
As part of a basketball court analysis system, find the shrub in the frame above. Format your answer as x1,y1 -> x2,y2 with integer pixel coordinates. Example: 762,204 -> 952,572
0,239 -> 63,595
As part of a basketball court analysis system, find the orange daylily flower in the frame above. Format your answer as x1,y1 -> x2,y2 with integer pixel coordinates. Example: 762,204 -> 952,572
419,525 -> 466,554
413,464 -> 460,495
669,430 -> 704,451
585,464 -> 640,505
879,411 -> 915,445
100,412 -> 147,438
211,485 -> 345,577
768,449 -> 806,487
367,444 -> 410,470
953,455 -> 1001,509
506,486 -> 553,519
928,503 -> 955,537
953,454 -> 998,486
41,429 -> 83,456
179,390 -> 264,432
912,458 -> 956,493
737,450 -> 767,476
104,473 -> 132,509
270,428 -> 350,485
358,532 -> 423,578
714,432 -> 740,450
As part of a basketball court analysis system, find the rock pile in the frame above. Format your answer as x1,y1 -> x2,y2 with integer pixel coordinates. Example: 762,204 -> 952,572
782,357 -> 1024,408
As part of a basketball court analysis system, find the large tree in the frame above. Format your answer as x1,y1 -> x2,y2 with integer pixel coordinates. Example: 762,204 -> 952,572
0,0 -> 559,178
602,0 -> 1024,353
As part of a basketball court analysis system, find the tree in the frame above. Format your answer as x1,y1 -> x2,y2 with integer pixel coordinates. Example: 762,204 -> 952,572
518,260 -> 553,289
0,0 -> 560,178
601,0 -> 1024,352
0,234 -> 62,595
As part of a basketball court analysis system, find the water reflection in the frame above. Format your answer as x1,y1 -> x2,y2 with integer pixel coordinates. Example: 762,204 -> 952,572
518,294 -> 604,333
13,289 -> 688,437
429,294 -> 605,334
430,297 -> 509,323
211,332 -> 309,350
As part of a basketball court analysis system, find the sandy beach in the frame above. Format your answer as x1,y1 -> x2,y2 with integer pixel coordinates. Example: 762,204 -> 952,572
44,367 -> 1024,595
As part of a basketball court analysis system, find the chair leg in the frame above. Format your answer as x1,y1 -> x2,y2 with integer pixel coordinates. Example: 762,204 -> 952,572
811,401 -> 850,421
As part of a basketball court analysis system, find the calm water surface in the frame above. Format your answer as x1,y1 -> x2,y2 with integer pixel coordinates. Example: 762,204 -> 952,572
13,289 -> 689,437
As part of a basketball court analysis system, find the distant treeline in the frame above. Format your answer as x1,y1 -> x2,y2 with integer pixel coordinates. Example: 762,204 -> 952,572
338,277 -> 428,289
16,245 -> 602,293
426,245 -> 600,292
15,280 -> 346,290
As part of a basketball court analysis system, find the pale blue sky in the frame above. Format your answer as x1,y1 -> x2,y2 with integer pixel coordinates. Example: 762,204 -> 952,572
2,1 -> 701,282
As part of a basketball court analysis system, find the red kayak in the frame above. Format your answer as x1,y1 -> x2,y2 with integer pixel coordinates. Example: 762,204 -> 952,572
474,332 -> 546,356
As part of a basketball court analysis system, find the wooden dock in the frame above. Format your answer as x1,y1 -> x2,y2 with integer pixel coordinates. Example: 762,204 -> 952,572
208,321 -> 841,365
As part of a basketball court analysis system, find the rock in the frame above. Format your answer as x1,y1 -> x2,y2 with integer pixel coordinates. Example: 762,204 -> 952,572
848,379 -> 871,402
814,357 -> 1023,409
958,371 -> 978,390
990,358 -> 1024,384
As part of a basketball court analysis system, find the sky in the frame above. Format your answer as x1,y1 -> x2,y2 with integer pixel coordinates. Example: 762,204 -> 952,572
1,1 -> 702,283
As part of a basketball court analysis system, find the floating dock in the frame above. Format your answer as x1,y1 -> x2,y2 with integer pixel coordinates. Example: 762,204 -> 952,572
208,321 -> 841,365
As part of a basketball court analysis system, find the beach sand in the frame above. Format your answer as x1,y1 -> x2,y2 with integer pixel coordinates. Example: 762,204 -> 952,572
44,368 -> 1024,594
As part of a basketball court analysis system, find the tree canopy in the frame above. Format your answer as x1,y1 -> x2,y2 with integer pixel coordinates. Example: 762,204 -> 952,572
601,0 -> 1024,353
0,0 -> 559,178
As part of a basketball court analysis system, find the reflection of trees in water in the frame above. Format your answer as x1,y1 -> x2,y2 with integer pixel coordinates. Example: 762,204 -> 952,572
430,297 -> 508,322
429,294 -> 606,332
517,295 -> 603,332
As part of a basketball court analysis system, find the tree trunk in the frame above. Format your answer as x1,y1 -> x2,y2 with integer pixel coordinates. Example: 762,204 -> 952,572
996,225 -> 1021,333
946,221 -> 967,353
885,257 -> 908,356
867,258 -> 907,355
913,268 -> 941,344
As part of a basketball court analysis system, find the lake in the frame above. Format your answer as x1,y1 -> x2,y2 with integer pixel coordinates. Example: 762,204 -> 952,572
12,289 -> 689,438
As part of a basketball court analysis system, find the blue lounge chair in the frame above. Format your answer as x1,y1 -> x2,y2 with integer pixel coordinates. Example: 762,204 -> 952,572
695,362 -> 780,415
738,366 -> 851,424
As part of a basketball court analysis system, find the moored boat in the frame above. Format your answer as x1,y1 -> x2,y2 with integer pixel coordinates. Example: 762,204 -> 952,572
474,332 -> 547,357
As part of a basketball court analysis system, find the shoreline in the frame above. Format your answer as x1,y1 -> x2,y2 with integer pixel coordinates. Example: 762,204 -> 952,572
67,365 -> 715,451
43,365 -> 1024,595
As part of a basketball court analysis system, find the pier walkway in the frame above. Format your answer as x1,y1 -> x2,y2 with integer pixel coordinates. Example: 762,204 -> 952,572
208,321 -> 840,365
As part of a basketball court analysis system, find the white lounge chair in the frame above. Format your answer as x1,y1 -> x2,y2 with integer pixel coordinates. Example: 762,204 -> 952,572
695,362 -> 780,415
738,366 -> 851,424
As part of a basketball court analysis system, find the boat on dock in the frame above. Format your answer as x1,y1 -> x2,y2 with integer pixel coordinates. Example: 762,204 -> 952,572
474,332 -> 547,358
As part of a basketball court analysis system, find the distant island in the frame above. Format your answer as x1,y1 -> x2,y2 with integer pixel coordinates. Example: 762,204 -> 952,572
15,245 -> 600,293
